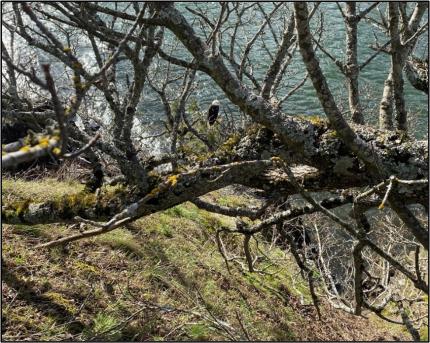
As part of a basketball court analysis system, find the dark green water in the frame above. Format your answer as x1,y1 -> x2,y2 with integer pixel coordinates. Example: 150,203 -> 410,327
140,2 -> 428,138
5,2 -> 426,138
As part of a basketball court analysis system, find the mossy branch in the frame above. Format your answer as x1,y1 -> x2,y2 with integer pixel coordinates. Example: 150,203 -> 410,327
33,160 -> 275,248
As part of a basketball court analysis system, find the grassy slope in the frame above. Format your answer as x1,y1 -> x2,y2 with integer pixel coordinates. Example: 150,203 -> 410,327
2,178 -> 409,341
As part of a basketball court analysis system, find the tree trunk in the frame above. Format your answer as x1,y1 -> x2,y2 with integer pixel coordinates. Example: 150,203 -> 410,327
388,2 -> 408,131
344,3 -> 364,124
379,72 -> 394,130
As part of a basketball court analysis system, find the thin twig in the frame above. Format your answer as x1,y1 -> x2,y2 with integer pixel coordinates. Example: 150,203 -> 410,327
63,133 -> 101,159
42,64 -> 67,153
235,310 -> 251,341
378,176 -> 395,209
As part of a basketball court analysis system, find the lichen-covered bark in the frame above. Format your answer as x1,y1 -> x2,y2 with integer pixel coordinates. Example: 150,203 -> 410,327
378,2 -> 428,131
151,3 -> 320,162
2,160 -> 274,225
3,125 -> 428,227
379,73 -> 394,130
152,2 -> 410,182
294,2 -> 428,247
344,3 -> 364,124
2,136 -> 60,169
405,56 -> 429,94
294,2 -> 385,172
388,3 -> 408,131
3,2 -> 427,250
131,3 -> 428,209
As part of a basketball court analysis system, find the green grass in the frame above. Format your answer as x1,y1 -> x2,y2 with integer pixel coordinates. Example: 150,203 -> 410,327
83,312 -> 121,341
217,194 -> 250,207
420,325 -> 428,341
1,177 -> 412,341
95,229 -> 144,258
2,178 -> 85,202
10,224 -> 44,237
186,323 -> 211,340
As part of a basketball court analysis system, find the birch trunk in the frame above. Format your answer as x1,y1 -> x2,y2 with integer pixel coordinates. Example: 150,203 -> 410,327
379,72 -> 394,130
379,2 -> 428,131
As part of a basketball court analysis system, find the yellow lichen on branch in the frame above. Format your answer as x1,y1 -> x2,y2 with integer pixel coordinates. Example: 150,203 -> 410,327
148,187 -> 161,197
140,175 -> 182,204
19,146 -> 31,153
52,147 -> 61,155
2,134 -> 61,169
167,175 -> 179,187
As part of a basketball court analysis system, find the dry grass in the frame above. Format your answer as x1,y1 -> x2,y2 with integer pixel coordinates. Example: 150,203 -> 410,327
2,177 -> 85,203
1,178 -> 410,341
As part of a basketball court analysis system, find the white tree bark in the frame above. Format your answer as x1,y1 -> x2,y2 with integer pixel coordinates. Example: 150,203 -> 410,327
378,2 -> 428,131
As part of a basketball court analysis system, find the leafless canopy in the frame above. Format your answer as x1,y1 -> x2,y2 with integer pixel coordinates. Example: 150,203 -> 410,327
1,2 -> 428,339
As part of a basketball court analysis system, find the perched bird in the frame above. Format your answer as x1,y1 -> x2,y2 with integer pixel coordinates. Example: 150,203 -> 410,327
84,163 -> 104,193
207,99 -> 220,126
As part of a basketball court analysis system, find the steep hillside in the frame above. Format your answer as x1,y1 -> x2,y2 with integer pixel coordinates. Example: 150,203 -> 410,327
1,178 -> 409,341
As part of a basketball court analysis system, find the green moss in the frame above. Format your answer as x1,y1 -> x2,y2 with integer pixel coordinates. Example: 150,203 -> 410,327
165,204 -> 200,221
73,260 -> 100,276
325,130 -> 339,138
199,211 -> 225,231
420,326 -> 428,341
245,123 -> 264,136
15,199 -> 31,217
13,254 -> 27,265
151,335 -> 165,341
186,323 -> 210,340
217,194 -> 249,207
163,203 -> 230,232
50,192 -> 95,219
156,222 -> 173,238
18,185 -> 130,220
298,114 -> 328,128
44,291 -> 78,315
217,133 -> 241,156
147,171 -> 162,187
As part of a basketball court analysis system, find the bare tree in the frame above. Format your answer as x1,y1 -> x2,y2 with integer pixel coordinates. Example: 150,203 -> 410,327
2,2 -> 428,339
375,2 -> 428,130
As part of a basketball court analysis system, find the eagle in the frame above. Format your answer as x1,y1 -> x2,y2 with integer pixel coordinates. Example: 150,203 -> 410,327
207,99 -> 220,126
